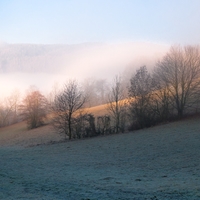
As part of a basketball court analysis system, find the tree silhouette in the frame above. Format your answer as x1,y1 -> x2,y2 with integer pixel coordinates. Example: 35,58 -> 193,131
106,75 -> 127,133
155,45 -> 200,118
129,66 -> 156,128
52,80 -> 86,139
20,90 -> 47,129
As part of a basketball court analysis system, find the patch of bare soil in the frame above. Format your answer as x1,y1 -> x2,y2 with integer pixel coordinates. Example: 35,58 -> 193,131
1,118 -> 200,199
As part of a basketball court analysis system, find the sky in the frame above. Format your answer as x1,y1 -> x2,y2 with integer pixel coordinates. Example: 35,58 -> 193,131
0,0 -> 200,45
0,0 -> 200,98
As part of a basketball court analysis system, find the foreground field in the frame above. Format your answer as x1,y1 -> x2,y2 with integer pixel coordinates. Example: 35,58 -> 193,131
1,118 -> 200,199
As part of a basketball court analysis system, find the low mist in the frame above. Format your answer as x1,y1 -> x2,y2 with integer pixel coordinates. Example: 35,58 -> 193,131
0,42 -> 169,97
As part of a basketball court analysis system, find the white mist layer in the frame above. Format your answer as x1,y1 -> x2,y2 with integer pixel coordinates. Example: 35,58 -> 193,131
0,42 -> 169,97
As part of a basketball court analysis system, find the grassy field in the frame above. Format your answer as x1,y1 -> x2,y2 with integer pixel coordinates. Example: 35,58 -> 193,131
0,103 -> 110,147
0,116 -> 200,199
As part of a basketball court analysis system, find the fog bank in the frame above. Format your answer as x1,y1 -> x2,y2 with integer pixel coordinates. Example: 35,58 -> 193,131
0,42 -> 169,97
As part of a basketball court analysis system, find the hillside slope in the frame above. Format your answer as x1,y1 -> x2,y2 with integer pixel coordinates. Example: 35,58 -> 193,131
0,122 -> 63,147
0,117 -> 200,199
0,103 -> 109,147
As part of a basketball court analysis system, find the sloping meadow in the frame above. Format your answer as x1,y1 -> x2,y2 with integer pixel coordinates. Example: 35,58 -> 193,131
0,117 -> 200,199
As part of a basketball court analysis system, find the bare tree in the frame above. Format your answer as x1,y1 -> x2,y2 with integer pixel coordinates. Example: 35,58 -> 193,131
6,89 -> 21,124
52,80 -> 86,140
47,81 -> 60,107
20,89 -> 48,129
0,89 -> 21,127
82,78 -> 110,107
82,78 -> 97,107
95,79 -> 109,105
106,75 -> 127,133
129,66 -> 156,128
155,45 -> 200,118
151,77 -> 173,122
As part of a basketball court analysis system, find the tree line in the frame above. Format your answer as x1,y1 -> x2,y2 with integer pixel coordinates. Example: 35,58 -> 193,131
1,45 -> 200,140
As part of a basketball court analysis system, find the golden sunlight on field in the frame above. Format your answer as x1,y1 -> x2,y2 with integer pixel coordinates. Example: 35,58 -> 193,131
0,102 -> 111,147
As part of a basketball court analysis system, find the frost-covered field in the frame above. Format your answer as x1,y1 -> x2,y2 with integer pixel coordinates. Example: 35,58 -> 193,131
1,118 -> 200,199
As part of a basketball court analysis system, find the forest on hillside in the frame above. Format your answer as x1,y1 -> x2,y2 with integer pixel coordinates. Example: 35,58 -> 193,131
1,45 -> 200,140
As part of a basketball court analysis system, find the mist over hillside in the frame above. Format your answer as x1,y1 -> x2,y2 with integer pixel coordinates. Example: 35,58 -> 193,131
0,43 -> 92,73
0,42 -> 169,96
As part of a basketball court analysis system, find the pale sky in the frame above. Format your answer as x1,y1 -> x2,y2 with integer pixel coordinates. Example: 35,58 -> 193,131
0,0 -> 200,45
0,0 -> 200,98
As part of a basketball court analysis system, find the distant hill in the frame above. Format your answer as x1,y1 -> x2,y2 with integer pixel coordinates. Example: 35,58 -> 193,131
0,43 -> 94,73
0,42 -> 169,75
0,42 -> 169,97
